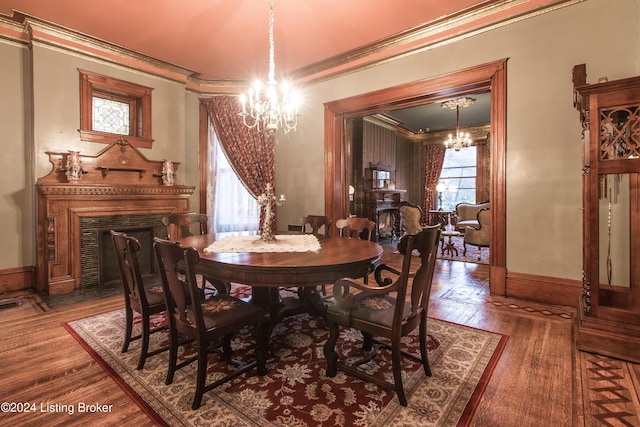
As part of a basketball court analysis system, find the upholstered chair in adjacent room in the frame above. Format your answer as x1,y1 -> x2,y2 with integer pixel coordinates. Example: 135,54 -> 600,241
463,208 -> 490,260
153,237 -> 270,410
110,230 -> 168,370
323,225 -> 441,406
399,202 -> 426,235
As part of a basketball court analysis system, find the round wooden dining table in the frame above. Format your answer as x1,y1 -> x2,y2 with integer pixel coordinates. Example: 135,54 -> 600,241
178,234 -> 383,324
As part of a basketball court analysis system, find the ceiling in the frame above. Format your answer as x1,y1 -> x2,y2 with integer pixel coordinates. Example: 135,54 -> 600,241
383,92 -> 491,133
0,0 -> 563,132
0,0 -> 486,81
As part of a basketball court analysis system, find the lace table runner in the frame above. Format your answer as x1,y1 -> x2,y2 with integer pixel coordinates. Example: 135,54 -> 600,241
203,234 -> 321,253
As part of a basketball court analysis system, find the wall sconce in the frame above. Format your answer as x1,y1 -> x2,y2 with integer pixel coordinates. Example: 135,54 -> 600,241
349,185 -> 355,201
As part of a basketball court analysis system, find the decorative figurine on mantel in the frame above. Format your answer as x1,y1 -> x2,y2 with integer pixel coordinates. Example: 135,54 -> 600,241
257,183 -> 285,243
162,159 -> 174,186
65,150 -> 82,183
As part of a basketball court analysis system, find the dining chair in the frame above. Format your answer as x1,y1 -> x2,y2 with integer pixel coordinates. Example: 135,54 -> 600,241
300,214 -> 332,297
336,217 -> 375,240
302,215 -> 331,236
162,212 -> 230,297
278,214 -> 333,316
162,212 -> 209,240
153,237 -> 270,410
110,230 -> 168,370
323,225 -> 441,406
335,217 -> 376,283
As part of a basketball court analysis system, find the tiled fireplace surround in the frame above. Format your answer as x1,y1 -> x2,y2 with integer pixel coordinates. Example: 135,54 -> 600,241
80,214 -> 167,287
35,141 -> 195,295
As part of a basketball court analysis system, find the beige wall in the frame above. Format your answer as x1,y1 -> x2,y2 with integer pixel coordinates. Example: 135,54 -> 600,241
0,41 -> 32,268
31,45 -> 189,175
274,0 -> 640,281
0,37 -> 198,274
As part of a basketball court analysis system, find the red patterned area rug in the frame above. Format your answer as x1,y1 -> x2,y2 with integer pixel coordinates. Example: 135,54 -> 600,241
64,288 -> 507,426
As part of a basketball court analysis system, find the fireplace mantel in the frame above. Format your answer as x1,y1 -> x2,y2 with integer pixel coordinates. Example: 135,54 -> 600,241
36,140 -> 195,295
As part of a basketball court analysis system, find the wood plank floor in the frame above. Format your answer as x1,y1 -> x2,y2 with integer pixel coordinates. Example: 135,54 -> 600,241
0,248 -> 638,426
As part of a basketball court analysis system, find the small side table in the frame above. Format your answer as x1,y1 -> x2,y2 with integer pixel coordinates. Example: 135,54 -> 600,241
440,231 -> 461,258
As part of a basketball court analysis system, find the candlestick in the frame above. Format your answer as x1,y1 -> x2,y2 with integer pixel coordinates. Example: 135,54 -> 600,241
257,183 -> 285,243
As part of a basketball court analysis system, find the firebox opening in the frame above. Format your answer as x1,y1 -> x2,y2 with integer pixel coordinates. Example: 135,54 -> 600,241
99,227 -> 157,287
79,214 -> 167,288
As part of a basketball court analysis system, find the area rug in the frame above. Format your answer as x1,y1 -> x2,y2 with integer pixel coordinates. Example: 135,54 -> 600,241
436,235 -> 489,264
64,289 -> 506,426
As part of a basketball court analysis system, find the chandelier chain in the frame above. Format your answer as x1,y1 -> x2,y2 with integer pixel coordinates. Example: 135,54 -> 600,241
268,0 -> 275,84
238,0 -> 301,135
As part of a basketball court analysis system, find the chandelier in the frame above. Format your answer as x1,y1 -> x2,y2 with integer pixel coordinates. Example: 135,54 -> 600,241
239,0 -> 301,135
442,97 -> 475,151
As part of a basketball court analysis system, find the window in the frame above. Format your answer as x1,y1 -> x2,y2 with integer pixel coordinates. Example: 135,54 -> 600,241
79,69 -> 153,148
437,146 -> 477,210
207,126 -> 259,235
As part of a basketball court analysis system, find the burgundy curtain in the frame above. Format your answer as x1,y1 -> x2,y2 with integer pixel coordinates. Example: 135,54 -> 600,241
201,96 -> 276,233
424,144 -> 446,213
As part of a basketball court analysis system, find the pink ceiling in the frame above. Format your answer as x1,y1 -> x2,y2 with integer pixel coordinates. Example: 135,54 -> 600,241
0,0 -> 565,82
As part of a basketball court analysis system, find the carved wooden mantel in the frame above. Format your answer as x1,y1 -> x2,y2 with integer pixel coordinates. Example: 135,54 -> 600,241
36,140 -> 195,295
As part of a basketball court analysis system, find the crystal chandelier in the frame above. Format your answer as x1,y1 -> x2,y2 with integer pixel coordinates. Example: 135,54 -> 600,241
239,0 -> 301,135
442,97 -> 475,151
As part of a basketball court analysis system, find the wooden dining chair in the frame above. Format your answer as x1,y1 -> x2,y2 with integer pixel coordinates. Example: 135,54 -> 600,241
336,217 -> 375,240
162,212 -> 209,240
335,217 -> 377,283
162,212 -> 230,297
323,225 -> 441,406
153,237 -> 270,410
110,230 -> 169,370
299,214 -> 332,297
302,215 -> 331,236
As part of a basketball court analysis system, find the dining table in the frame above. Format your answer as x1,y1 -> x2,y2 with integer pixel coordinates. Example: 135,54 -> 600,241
178,233 -> 383,327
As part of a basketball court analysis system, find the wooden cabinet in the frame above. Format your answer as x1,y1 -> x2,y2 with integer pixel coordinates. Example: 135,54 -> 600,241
362,163 -> 405,240
573,64 -> 640,363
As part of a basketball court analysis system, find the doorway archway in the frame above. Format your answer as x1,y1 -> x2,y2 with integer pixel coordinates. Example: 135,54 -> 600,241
323,59 -> 507,295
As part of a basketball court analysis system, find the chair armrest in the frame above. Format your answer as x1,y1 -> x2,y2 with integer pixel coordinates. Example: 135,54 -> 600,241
333,277 -> 398,300
373,263 -> 401,286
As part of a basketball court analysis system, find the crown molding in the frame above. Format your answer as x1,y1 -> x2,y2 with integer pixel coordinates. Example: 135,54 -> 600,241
0,1 -> 583,93
293,0 -> 583,85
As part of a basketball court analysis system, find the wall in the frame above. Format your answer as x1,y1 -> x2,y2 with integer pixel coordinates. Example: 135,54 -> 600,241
275,0 -> 640,282
0,40 -> 32,271
0,26 -> 199,290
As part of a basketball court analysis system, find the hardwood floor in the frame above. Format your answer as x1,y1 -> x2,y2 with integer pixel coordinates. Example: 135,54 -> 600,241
0,248 -> 638,426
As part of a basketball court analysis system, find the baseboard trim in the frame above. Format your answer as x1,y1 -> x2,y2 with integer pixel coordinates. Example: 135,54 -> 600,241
505,271 -> 581,307
0,266 -> 36,294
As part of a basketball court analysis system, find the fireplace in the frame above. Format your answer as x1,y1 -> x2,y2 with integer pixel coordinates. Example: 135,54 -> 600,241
79,214 -> 167,287
36,140 -> 195,295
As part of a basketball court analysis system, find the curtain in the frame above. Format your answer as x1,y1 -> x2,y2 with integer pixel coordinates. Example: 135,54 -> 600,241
202,96 -> 277,234
423,144 -> 446,214
206,119 -> 260,235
